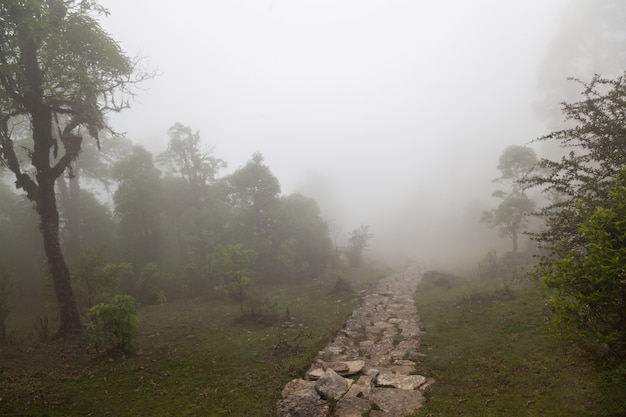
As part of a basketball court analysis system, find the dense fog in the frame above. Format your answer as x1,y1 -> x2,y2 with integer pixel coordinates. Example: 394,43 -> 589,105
94,0 -> 618,266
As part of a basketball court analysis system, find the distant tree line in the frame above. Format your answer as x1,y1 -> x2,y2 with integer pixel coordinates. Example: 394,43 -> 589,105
0,122 -> 344,305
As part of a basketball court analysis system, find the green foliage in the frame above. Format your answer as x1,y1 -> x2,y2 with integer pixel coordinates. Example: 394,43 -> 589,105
113,146 -> 164,266
344,224 -> 373,267
271,193 -> 334,281
212,244 -> 256,311
482,145 -> 538,252
525,73 -> 626,363
539,168 -> 626,360
157,123 -> 226,197
71,248 -> 133,313
86,294 -> 138,355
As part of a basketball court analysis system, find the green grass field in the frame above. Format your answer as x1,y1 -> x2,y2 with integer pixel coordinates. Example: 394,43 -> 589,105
2,266 -> 625,417
0,268 -> 384,417
411,278 -> 626,417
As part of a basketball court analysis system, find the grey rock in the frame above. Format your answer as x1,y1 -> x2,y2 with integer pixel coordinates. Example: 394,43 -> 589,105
376,374 -> 426,390
281,378 -> 318,399
315,368 -> 351,400
369,387 -> 425,416
345,375 -> 373,398
335,396 -> 372,417
276,397 -> 329,417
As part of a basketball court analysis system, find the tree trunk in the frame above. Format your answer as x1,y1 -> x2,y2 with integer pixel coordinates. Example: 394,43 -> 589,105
57,172 -> 82,264
39,177 -> 83,336
19,28 -> 82,337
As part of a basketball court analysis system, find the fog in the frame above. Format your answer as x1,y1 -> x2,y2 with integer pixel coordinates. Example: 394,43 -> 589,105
98,0 -> 571,266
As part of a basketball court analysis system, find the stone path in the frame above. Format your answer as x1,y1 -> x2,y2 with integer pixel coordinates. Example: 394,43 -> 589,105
277,268 -> 431,417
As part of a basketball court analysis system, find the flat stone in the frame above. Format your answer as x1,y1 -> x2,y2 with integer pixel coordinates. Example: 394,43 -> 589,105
369,387 -> 425,416
281,378 -> 318,399
328,360 -> 365,376
335,397 -> 372,417
376,374 -> 426,390
307,368 -> 325,380
345,375 -> 373,398
276,397 -> 329,417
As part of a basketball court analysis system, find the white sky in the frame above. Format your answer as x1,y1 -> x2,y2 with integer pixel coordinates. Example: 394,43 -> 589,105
98,0 -> 569,262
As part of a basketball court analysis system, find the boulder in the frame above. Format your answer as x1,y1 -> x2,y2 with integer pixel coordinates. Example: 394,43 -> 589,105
334,397 -> 372,417
315,369 -> 351,400
281,378 -> 318,399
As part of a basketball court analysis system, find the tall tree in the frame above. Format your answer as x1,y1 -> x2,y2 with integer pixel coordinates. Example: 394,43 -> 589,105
56,134 -> 132,263
222,152 -> 281,280
482,145 -> 538,252
157,123 -> 225,204
112,146 -> 163,268
157,123 -> 226,267
345,225 -> 373,268
0,0 -> 142,336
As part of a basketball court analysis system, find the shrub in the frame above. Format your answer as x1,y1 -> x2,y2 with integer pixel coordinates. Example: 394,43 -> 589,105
86,295 -> 139,355
71,249 -> 133,312
539,169 -> 626,361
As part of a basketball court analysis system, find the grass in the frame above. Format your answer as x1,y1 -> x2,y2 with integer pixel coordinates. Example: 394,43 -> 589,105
410,277 -> 626,417
0,267 -> 384,417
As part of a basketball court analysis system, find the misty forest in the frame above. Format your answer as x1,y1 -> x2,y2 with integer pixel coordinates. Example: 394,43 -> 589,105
1,1 -> 626,416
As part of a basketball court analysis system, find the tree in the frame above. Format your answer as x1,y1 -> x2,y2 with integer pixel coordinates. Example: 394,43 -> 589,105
272,193 -> 333,280
525,73 -> 626,361
0,0 -> 144,336
345,225 -> 373,267
157,124 -> 226,268
482,145 -> 538,252
212,244 -> 256,311
56,134 -> 132,263
157,123 -> 226,203
223,152 -> 281,278
112,146 -> 164,267
526,74 -> 626,248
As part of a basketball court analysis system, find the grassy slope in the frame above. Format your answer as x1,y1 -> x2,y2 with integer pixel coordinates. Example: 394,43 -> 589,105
412,279 -> 626,417
0,268 -> 384,417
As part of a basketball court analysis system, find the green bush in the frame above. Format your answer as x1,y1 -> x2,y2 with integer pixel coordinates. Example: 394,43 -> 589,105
71,248 -> 133,312
86,295 -> 139,355
539,168 -> 626,361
